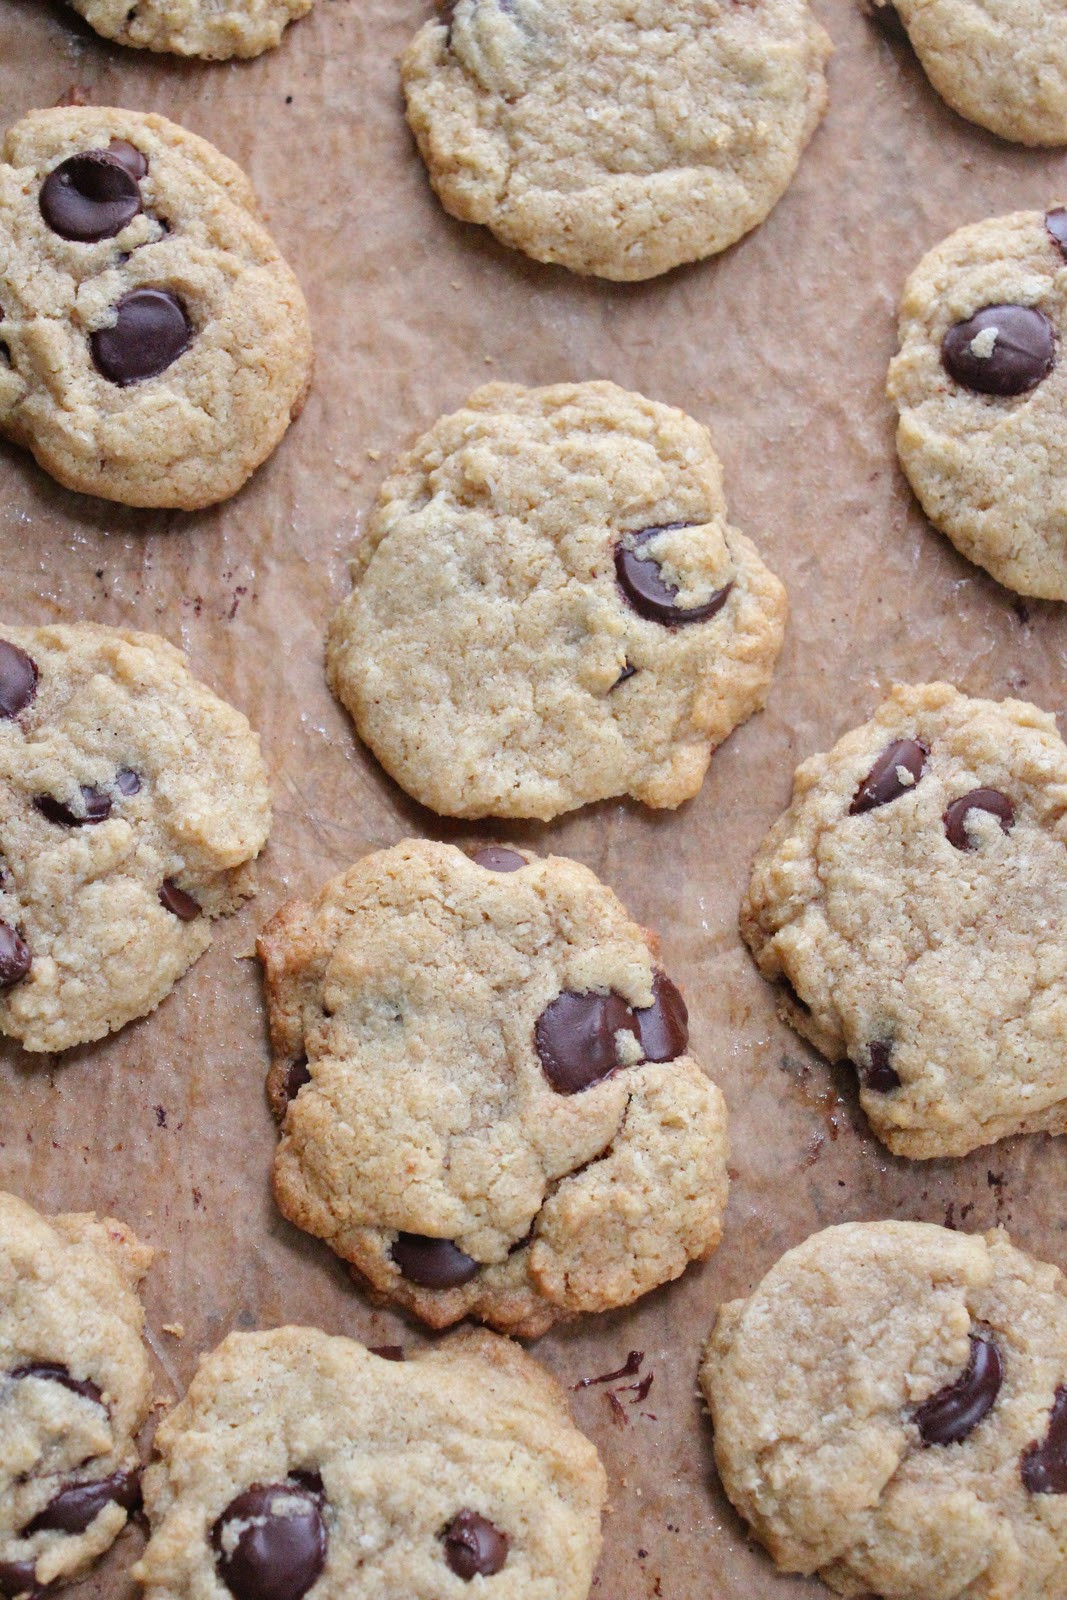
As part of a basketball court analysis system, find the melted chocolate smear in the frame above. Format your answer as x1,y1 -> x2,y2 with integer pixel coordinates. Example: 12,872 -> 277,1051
34,786 -> 111,827
391,1233 -> 480,1288
850,739 -> 927,814
572,1350 -> 644,1390
1022,1386 -> 1067,1494
158,879 -> 201,920
535,989 -> 637,1094
212,1478 -> 327,1600
9,1362 -> 103,1408
0,641 -> 38,719
0,1559 -> 42,1599
943,789 -> 1015,850
90,289 -> 191,386
860,1039 -> 901,1093
0,922 -> 31,988
942,304 -> 1055,397
39,151 -> 142,243
915,1331 -> 1003,1446
22,1468 -> 140,1536
469,845 -> 526,872
615,526 -> 732,627
441,1510 -> 509,1580
632,972 -> 688,1062
284,1056 -> 311,1103
107,139 -> 148,180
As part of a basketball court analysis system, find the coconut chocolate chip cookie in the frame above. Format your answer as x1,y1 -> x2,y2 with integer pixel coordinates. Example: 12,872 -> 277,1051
0,622 -> 271,1054
71,0 -> 314,59
701,1222 -> 1067,1600
327,381 -> 787,822
741,682 -> 1067,1160
0,107 -> 313,509
258,839 -> 730,1339
888,209 -> 1067,598
402,0 -> 832,280
0,1189 -> 153,1600
134,1325 -> 607,1600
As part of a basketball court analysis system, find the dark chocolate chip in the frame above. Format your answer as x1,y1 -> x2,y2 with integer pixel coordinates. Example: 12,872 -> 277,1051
391,1233 -> 480,1289
860,1039 -> 901,1093
1022,1386 -> 1067,1494
441,1510 -> 509,1580
610,662 -> 637,691
915,1331 -> 1003,1446
369,1345 -> 405,1361
615,526 -> 732,627
943,789 -> 1015,850
34,786 -> 111,827
90,289 -> 191,386
535,989 -> 638,1094
284,1056 -> 311,1103
0,640 -> 38,719
469,846 -> 526,872
1046,209 -> 1067,261
40,152 -> 142,243
0,922 -> 31,988
107,139 -> 149,180
158,879 -> 201,920
632,972 -> 688,1062
22,1468 -> 141,1536
9,1362 -> 103,1408
211,1478 -> 327,1600
0,1559 -> 41,1599
115,768 -> 142,796
850,739 -> 927,815
942,304 -> 1055,397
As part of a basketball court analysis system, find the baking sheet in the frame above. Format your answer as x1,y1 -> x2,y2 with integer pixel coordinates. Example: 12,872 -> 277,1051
1,1 -> 1067,1594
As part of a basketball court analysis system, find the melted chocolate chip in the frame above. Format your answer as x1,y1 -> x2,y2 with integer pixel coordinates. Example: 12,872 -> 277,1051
284,1057 -> 311,1103
535,989 -> 638,1094
1046,209 -> 1067,261
915,1332 -> 1003,1446
469,846 -> 526,872
0,640 -> 38,719
391,1233 -> 480,1289
942,304 -> 1055,397
39,151 -> 142,243
22,1468 -> 140,1536
212,1478 -> 327,1600
441,1510 -> 509,1580
943,789 -> 1015,850
158,879 -> 201,920
107,139 -> 149,180
860,1039 -> 901,1093
0,922 -> 31,988
1022,1386 -> 1067,1493
115,768 -> 142,796
632,973 -> 688,1062
9,1362 -> 103,1408
90,289 -> 191,386
34,786 -> 111,827
0,1559 -> 41,1599
850,739 -> 927,814
615,526 -> 732,627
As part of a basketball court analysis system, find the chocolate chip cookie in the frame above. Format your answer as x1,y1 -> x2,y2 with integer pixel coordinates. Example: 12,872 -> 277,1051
0,1188 -> 153,1600
259,839 -> 730,1338
701,1222 -> 1067,1600
402,0 -> 832,279
0,622 -> 271,1054
741,682 -> 1067,1160
327,381 -> 787,821
869,0 -> 1067,145
0,107 -> 312,509
888,208 -> 1067,598
134,1325 -> 607,1599
71,0 -> 314,58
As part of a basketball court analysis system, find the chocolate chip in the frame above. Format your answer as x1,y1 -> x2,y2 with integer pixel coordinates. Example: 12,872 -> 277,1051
9,1362 -> 103,1408
0,640 -> 38,719
1046,209 -> 1067,260
535,989 -> 638,1094
860,1039 -> 901,1093
369,1345 -> 405,1361
115,768 -> 142,796
0,1559 -> 41,1599
610,661 -> 637,691
469,846 -> 526,872
158,879 -> 201,920
915,1331 -> 1003,1445
615,526 -> 732,627
850,739 -> 927,814
40,152 -> 142,243
441,1510 -> 509,1580
0,922 -> 31,988
284,1056 -> 311,1103
1021,1386 -> 1067,1493
22,1468 -> 140,1536
90,289 -> 191,386
107,139 -> 149,180
632,972 -> 688,1061
391,1233 -> 480,1288
943,789 -> 1015,850
34,786 -> 111,827
942,304 -> 1055,397
212,1478 -> 327,1600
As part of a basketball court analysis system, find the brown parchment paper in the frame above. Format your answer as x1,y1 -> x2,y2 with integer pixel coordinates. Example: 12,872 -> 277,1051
2,2 -> 1067,1595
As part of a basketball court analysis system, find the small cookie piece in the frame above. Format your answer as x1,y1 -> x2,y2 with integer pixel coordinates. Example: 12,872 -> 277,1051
71,0 -> 314,59
0,622 -> 271,1054
701,1222 -> 1067,1600
327,381 -> 786,821
259,839 -> 730,1338
0,108 -> 312,509
888,209 -> 1067,599
0,1189 -> 153,1600
741,683 -> 1067,1160
402,0 -> 832,281
133,1325 -> 607,1599
869,0 -> 1067,146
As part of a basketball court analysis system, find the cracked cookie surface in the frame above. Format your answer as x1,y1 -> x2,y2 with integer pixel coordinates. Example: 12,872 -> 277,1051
402,0 -> 832,279
0,1189 -> 152,1600
0,107 -> 312,509
741,682 -> 1067,1160
327,381 -> 787,822
0,622 -> 271,1054
888,209 -> 1067,598
259,839 -> 729,1338
701,1222 -> 1067,1600
71,0 -> 314,59
134,1325 -> 607,1600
